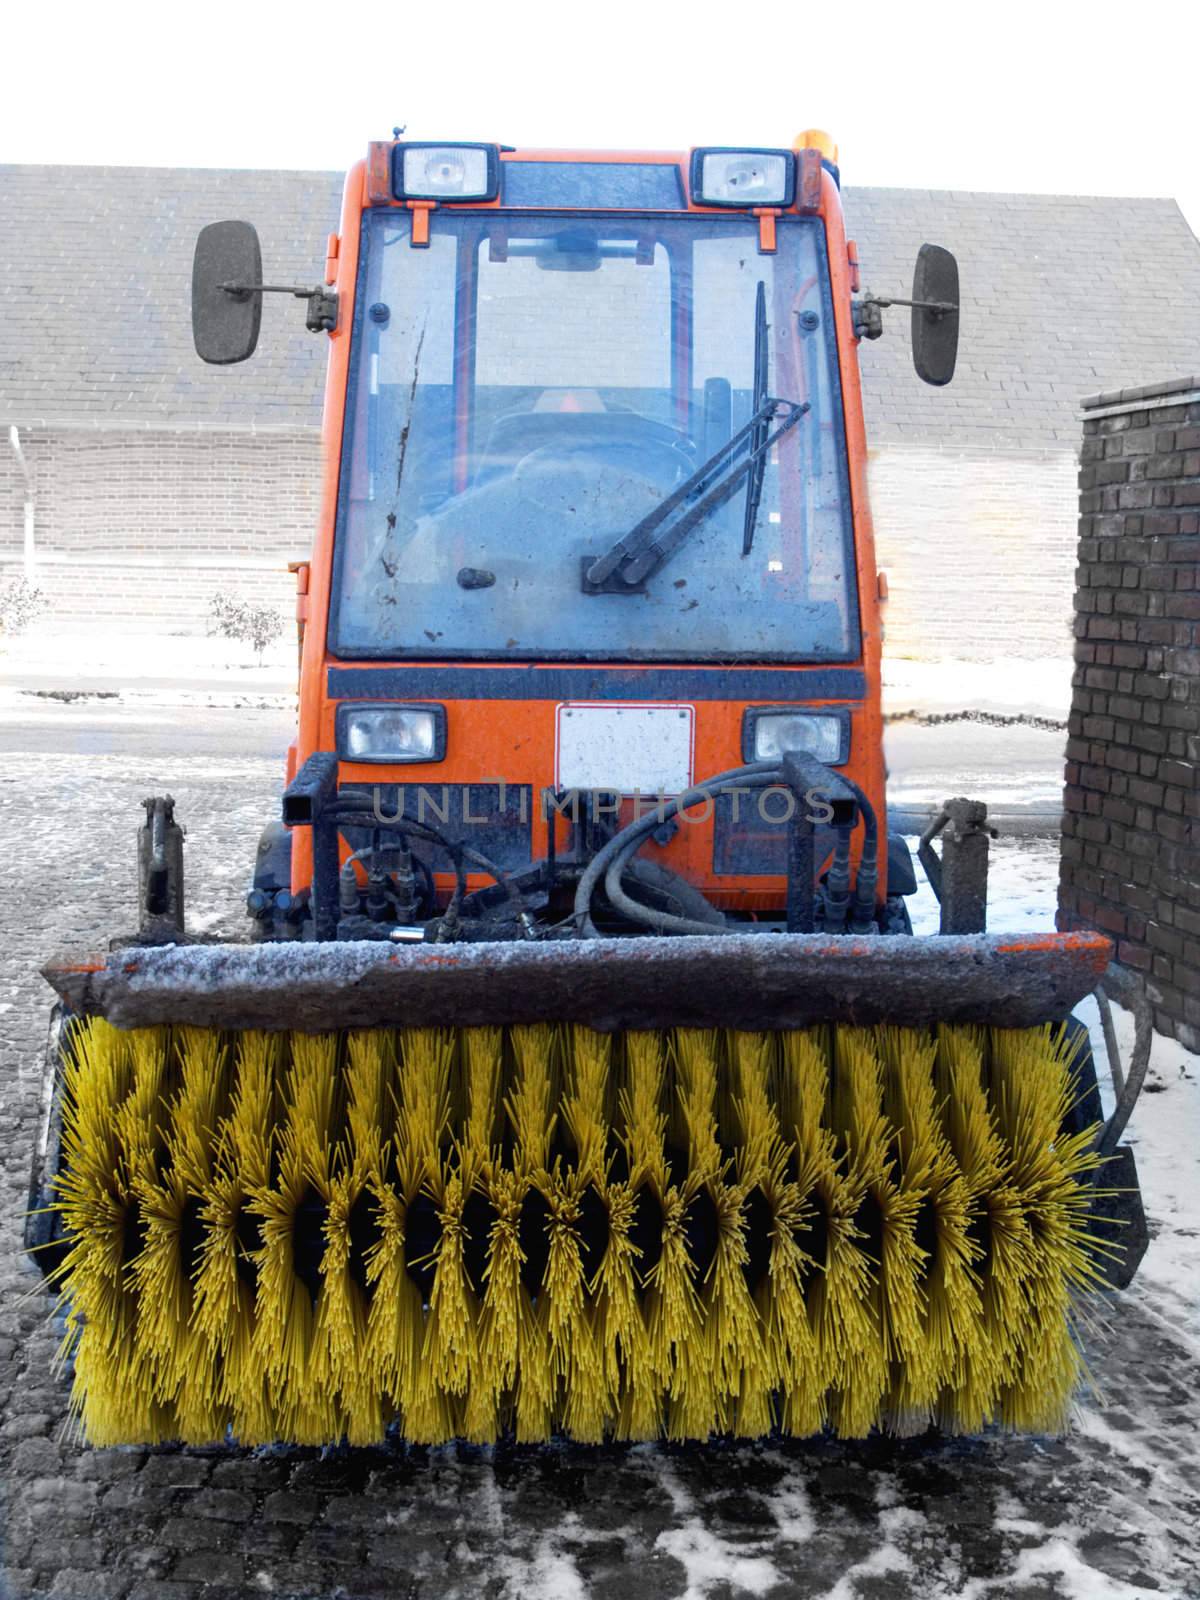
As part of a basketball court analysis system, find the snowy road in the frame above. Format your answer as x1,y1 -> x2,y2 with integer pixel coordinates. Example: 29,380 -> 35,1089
0,688 -> 1065,820
1,715 -> 1198,1600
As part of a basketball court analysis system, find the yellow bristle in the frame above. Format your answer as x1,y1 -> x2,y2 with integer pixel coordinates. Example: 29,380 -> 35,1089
130,1027 -> 229,1442
53,1021 -> 171,1444
604,1033 -> 657,1441
989,1026 -> 1104,1433
878,1027 -> 980,1433
392,1028 -> 457,1444
664,1029 -> 720,1440
548,1028 -> 610,1442
363,1029 -> 420,1429
311,1030 -> 390,1444
410,1029 -> 476,1421
48,1010 -> 1110,1448
620,1030 -> 696,1440
505,1025 -> 556,1442
468,1167 -> 523,1443
252,1032 -> 344,1444
672,1030 -> 766,1438
777,1028 -> 871,1435
728,1030 -> 813,1437
932,1025 -> 1025,1432
192,1029 -> 277,1444
457,1026 -> 507,1444
826,1028 -> 922,1438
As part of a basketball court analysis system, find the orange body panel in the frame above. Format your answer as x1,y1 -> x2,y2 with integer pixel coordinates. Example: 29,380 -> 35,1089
290,147 -> 888,913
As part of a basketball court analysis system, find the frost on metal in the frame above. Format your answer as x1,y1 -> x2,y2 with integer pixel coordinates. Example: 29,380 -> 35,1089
43,930 -> 1113,1035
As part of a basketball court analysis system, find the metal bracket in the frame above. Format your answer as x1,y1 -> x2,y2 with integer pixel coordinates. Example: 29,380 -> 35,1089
1085,962 -> 1154,1288
852,298 -> 884,340
137,795 -> 186,942
282,752 -> 341,941
854,290 -> 957,340
918,797 -> 996,934
220,281 -> 338,335
1093,963 -> 1154,1157
781,750 -> 857,933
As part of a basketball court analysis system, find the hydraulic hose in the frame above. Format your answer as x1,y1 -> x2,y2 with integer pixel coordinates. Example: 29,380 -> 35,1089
574,762 -> 784,937
835,775 -> 879,932
602,774 -> 787,934
323,800 -> 526,931
822,823 -> 853,934
575,760 -> 882,940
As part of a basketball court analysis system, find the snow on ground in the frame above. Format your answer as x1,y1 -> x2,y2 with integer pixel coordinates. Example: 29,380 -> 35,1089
1,626 -> 297,692
883,655 -> 1074,720
6,630 -> 1073,718
904,831 -> 1060,936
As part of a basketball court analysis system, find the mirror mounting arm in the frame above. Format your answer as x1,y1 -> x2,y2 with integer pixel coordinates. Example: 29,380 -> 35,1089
853,292 -> 958,341
219,281 -> 338,335
860,293 -> 958,318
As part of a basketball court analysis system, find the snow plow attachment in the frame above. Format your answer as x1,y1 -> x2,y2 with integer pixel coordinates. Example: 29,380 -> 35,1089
28,928 -> 1150,1447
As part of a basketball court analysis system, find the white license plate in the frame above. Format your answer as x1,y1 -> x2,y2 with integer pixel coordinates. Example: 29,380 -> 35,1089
555,703 -> 694,795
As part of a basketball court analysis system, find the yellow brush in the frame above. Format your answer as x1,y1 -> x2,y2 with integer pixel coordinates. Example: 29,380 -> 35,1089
49,1015 -> 1107,1445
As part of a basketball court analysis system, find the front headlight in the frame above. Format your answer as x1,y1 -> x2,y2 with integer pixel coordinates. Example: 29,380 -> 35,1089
394,143 -> 500,201
690,148 -> 795,208
336,703 -> 446,764
746,708 -> 847,765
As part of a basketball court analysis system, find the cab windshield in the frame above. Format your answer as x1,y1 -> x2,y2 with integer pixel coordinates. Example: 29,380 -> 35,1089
331,209 -> 858,661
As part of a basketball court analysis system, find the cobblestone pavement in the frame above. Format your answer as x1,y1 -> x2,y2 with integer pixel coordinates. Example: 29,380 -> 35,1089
2,743 -> 1199,1600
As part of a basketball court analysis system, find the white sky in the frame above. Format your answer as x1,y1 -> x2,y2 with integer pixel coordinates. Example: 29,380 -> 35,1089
4,0 -> 1199,235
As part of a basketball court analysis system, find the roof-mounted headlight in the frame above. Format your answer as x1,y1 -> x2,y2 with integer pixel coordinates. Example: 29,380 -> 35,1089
392,143 -> 500,202
690,148 -> 795,208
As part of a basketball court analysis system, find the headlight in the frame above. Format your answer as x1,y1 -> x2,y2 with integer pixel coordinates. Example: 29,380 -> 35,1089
336,703 -> 446,764
394,143 -> 500,201
690,148 -> 795,208
745,708 -> 848,765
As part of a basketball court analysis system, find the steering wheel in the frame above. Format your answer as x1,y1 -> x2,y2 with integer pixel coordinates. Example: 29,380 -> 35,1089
486,411 -> 694,483
511,445 -> 676,517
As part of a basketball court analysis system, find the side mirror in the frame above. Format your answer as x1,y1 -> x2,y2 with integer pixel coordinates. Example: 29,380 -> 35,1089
911,243 -> 959,387
192,221 -> 263,365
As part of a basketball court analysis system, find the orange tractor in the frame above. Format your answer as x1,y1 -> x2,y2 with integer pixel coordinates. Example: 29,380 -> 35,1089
28,136 -> 1150,1447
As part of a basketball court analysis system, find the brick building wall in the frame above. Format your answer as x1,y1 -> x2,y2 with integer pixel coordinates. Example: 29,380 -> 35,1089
1,428 -> 321,631
867,446 -> 1078,659
2,423 -> 1084,657
1057,376 -> 1200,1051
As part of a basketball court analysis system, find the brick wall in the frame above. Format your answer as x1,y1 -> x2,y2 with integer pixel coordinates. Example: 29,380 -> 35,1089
1,428 -> 321,631
4,423 -> 1085,658
868,446 -> 1078,659
1057,376 -> 1200,1051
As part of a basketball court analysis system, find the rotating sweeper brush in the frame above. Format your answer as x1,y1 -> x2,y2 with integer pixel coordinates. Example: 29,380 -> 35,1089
29,921 -> 1148,1447
23,131 -> 1154,1448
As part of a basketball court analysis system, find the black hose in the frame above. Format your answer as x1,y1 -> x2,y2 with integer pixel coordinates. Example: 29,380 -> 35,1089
834,775 -> 879,932
573,762 -> 784,937
823,823 -> 853,934
602,775 -> 787,935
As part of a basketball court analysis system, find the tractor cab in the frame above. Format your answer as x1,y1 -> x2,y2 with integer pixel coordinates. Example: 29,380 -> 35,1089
191,138 -> 960,944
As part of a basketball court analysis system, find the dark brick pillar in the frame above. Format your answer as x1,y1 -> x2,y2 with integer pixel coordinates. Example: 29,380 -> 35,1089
1058,376 -> 1200,1053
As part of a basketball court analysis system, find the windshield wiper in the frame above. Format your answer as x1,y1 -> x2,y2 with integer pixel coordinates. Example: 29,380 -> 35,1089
742,280 -> 770,557
584,395 -> 809,590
